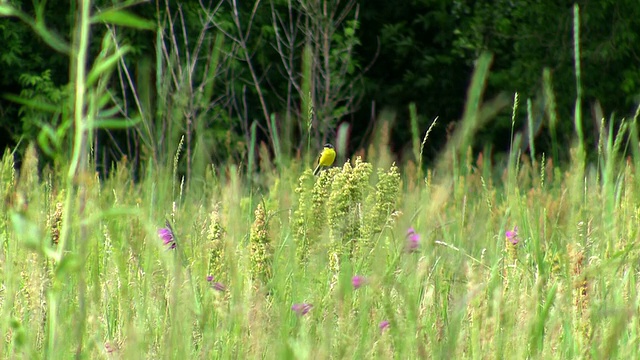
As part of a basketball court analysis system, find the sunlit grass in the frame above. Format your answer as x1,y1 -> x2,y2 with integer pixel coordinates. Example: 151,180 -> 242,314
2,1 -> 640,359
3,134 -> 640,358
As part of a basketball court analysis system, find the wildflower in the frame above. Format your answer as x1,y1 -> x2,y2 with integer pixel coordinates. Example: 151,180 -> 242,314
158,227 -> 176,249
352,275 -> 366,289
406,227 -> 420,252
291,303 -> 313,316
206,275 -> 226,292
379,320 -> 390,331
506,226 -> 519,245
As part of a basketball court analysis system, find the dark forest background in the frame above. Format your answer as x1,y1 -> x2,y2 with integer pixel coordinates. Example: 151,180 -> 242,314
1,0 -> 639,177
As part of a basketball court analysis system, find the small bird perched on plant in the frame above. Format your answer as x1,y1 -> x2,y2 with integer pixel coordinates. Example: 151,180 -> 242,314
313,143 -> 336,175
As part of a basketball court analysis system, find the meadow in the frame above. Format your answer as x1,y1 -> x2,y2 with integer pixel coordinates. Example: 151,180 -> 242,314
2,2 -> 640,359
3,99 -> 640,359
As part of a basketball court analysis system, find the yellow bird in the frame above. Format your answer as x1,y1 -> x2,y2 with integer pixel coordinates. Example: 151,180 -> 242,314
313,143 -> 336,175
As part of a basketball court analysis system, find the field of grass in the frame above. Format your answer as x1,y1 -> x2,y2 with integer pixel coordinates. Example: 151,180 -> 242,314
3,119 -> 640,359
2,3 -> 640,358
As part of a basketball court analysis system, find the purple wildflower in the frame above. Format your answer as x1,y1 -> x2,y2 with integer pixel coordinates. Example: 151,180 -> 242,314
506,226 -> 519,245
206,275 -> 226,292
406,227 -> 420,252
158,227 -> 176,249
352,275 -> 366,289
379,320 -> 390,331
291,303 -> 313,316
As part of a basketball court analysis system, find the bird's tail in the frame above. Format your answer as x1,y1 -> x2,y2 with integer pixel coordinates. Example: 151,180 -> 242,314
313,164 -> 321,176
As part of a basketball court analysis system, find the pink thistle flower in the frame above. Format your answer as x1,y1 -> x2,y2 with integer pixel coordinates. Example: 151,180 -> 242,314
158,227 -> 176,249
379,320 -> 390,331
406,227 -> 420,252
352,275 -> 366,289
506,226 -> 519,245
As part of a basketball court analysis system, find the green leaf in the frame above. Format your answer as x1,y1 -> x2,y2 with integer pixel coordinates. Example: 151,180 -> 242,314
37,126 -> 61,157
33,22 -> 70,54
98,105 -> 123,119
91,9 -> 155,30
86,45 -> 131,87
3,93 -> 60,113
97,92 -> 113,109
88,117 -> 141,130
0,5 -> 69,53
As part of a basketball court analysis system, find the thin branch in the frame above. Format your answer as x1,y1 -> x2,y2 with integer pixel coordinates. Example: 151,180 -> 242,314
229,0 -> 273,145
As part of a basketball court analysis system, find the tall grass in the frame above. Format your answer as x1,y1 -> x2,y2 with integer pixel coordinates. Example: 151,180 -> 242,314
3,2 -> 640,359
4,109 -> 640,358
